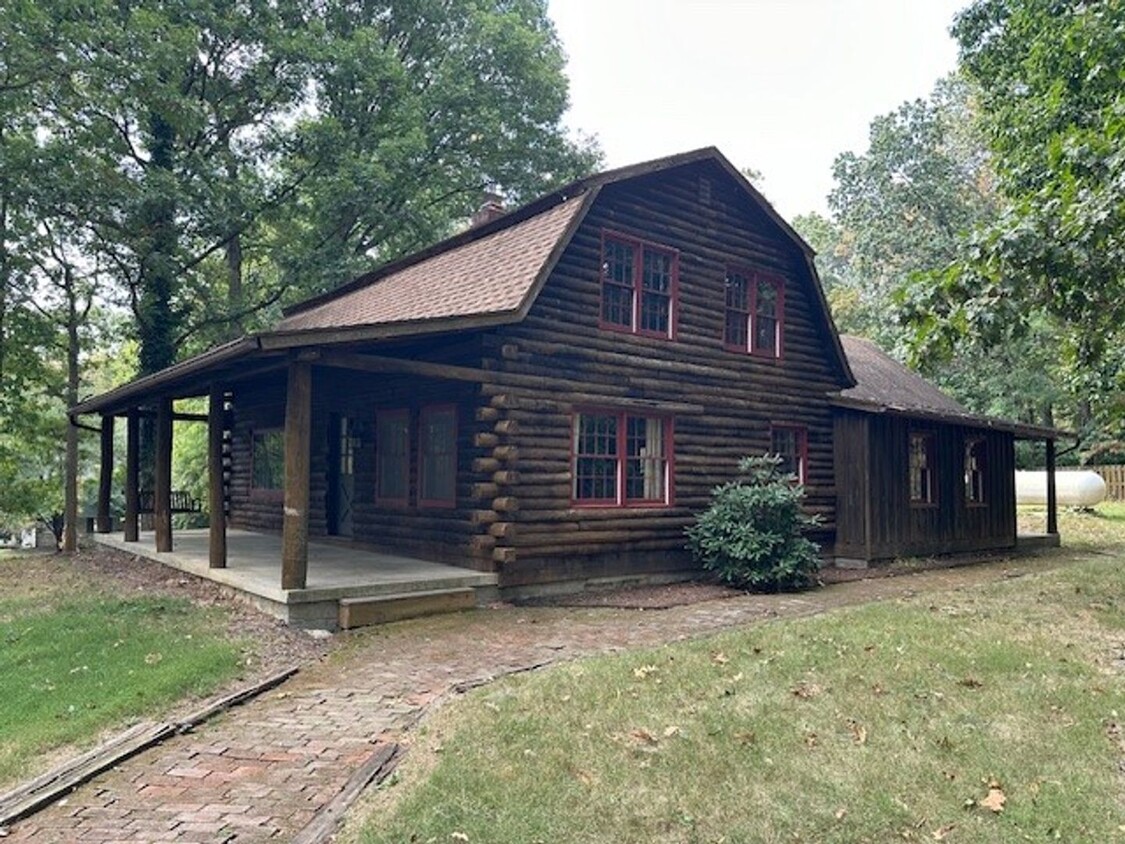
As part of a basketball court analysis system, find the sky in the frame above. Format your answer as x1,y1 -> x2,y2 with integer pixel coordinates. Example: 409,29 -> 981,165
547,0 -> 969,218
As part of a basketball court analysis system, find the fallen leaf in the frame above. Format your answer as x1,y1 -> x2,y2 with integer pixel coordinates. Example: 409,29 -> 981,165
663,725 -> 680,738
979,786 -> 1006,813
734,730 -> 756,745
835,808 -> 847,821
958,677 -> 983,689
144,652 -> 162,665
711,651 -> 729,665
633,665 -> 658,679
932,823 -> 956,840
630,727 -> 659,746
451,833 -> 469,842
804,730 -> 818,748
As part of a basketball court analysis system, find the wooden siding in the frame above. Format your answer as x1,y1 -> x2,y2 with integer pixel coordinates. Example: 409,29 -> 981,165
1087,464 -> 1125,500
834,409 -> 1016,560
483,161 -> 847,588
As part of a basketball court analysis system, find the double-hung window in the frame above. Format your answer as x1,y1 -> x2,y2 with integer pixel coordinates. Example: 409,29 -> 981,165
724,268 -> 783,357
909,432 -> 936,505
964,438 -> 986,505
419,405 -> 457,507
600,232 -> 677,338
375,409 -> 410,506
251,429 -> 284,494
770,425 -> 807,484
573,410 -> 671,506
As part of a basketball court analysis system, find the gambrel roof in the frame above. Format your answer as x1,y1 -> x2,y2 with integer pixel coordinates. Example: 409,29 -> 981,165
72,147 -> 853,415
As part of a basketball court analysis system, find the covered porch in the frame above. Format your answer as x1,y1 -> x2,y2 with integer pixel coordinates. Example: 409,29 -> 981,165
94,528 -> 498,629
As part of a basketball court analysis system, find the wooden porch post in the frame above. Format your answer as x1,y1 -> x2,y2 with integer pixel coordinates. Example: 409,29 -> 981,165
281,360 -> 312,589
208,384 -> 227,568
1046,437 -> 1058,535
96,414 -> 114,533
124,410 -> 139,542
154,397 -> 173,552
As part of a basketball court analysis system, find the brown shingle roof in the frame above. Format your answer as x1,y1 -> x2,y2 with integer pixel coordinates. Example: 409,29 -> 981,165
836,335 -> 1062,439
277,195 -> 588,333
839,335 -> 968,416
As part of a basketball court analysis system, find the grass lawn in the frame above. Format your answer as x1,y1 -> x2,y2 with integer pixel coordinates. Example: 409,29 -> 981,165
351,507 -> 1125,843
0,549 -> 246,787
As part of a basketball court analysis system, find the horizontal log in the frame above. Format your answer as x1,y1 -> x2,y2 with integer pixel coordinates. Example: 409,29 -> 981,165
492,546 -> 517,565
469,535 -> 497,552
495,419 -> 519,435
488,522 -> 517,540
492,496 -> 519,513
474,433 -> 499,448
493,445 -> 519,462
470,509 -> 500,525
471,483 -> 500,500
472,457 -> 501,473
475,407 -> 501,422
492,470 -> 519,485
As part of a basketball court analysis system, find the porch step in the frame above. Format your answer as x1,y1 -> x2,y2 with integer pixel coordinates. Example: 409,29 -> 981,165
337,587 -> 477,629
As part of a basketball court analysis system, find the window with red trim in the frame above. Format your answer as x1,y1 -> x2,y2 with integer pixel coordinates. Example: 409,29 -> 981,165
600,233 -> 677,338
724,268 -> 783,357
909,432 -> 936,504
419,406 -> 457,506
375,409 -> 410,506
573,411 -> 671,506
770,425 -> 807,484
965,438 -> 986,505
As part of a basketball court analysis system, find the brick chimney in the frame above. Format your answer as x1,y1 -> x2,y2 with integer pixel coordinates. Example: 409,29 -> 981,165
470,191 -> 506,228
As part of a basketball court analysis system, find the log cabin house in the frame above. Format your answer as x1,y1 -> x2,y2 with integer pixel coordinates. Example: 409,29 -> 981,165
71,148 -> 1062,625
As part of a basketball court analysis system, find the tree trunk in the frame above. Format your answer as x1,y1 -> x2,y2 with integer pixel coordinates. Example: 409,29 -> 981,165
63,269 -> 80,553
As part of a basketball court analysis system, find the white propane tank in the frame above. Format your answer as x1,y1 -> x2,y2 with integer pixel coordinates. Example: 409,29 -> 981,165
1015,470 -> 1106,506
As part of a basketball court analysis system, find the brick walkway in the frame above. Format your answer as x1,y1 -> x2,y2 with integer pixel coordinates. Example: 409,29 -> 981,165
6,554 -> 1066,843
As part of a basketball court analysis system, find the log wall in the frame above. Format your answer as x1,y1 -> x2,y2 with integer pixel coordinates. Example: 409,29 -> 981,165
484,161 -> 848,588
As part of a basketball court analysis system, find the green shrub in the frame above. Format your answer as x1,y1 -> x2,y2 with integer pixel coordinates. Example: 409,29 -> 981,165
686,455 -> 821,592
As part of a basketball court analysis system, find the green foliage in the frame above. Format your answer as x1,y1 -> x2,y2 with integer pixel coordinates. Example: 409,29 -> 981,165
0,563 -> 243,784
686,455 -> 821,592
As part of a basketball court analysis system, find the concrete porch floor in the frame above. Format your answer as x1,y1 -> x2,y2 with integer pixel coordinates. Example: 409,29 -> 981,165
94,529 -> 499,629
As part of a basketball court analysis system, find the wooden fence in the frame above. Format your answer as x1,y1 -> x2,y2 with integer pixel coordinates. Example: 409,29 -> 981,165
1086,464 -> 1125,501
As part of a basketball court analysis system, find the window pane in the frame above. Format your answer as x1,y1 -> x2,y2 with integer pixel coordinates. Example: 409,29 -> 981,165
640,290 -> 670,333
420,408 -> 456,503
909,434 -> 932,503
726,273 -> 748,311
965,440 -> 985,504
752,277 -> 780,355
625,416 -> 666,502
575,414 -> 617,500
252,430 -> 284,491
771,428 -> 801,479
601,239 -> 635,328
642,250 -> 672,293
376,412 -> 409,502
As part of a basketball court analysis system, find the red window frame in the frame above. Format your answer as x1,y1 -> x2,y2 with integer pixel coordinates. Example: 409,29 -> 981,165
571,409 -> 674,508
375,408 -> 410,508
418,404 -> 458,508
770,424 -> 808,485
965,438 -> 986,506
724,267 -> 784,358
909,431 -> 936,506
599,230 -> 678,340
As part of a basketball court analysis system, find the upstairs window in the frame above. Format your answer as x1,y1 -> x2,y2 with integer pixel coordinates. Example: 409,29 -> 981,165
965,438 -> 986,505
725,268 -> 784,357
573,410 -> 671,507
909,432 -> 936,505
601,232 -> 677,338
770,425 -> 807,484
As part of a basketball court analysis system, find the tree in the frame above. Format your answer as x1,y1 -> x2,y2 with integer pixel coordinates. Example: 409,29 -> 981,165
900,0 -> 1125,444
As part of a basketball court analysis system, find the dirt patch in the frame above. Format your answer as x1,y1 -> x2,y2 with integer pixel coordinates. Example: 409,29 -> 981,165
517,581 -> 741,609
